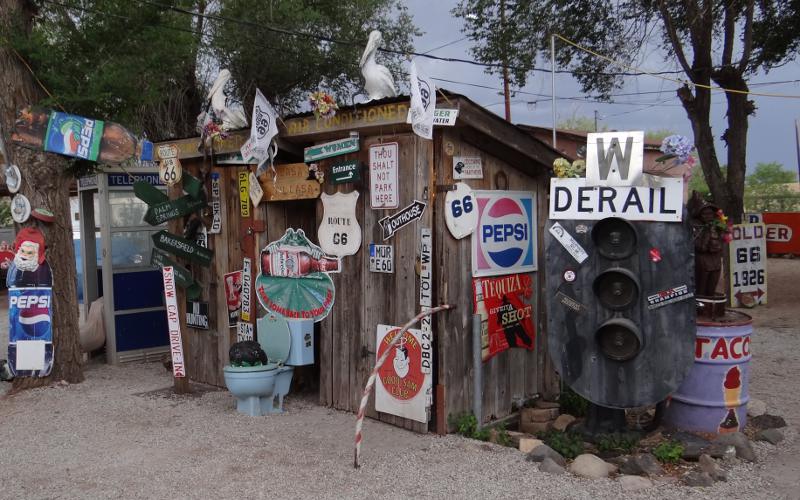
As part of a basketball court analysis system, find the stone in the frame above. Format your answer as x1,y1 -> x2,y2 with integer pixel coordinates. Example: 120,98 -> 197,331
714,432 -> 757,462
755,428 -> 784,445
683,471 -> 714,487
672,431 -> 711,461
506,430 -> 526,448
619,475 -> 653,492
520,420 -> 552,435
522,407 -> 559,423
519,438 -> 544,454
526,444 -> 567,467
698,454 -> 727,482
747,398 -> 767,418
539,457 -> 566,475
750,414 -> 787,430
569,454 -> 614,479
619,453 -> 664,477
704,442 -> 732,459
552,414 -> 576,432
535,400 -> 561,410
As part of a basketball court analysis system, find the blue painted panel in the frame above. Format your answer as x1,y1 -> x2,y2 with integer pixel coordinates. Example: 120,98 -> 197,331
113,270 -> 164,311
115,310 -> 168,351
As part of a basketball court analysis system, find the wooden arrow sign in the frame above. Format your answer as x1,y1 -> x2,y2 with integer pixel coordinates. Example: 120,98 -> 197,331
378,200 -> 427,240
134,180 -> 168,206
144,195 -> 206,226
150,248 -> 202,299
182,171 -> 204,200
151,230 -> 213,266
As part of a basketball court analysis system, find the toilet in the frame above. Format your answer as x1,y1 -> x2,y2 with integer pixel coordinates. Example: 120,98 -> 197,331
223,316 -> 313,416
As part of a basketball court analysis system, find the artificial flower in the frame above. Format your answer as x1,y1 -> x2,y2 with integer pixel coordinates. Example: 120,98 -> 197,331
309,91 -> 339,119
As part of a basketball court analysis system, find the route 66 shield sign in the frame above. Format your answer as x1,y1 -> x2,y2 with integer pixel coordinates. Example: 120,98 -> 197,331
159,157 -> 182,186
318,191 -> 361,257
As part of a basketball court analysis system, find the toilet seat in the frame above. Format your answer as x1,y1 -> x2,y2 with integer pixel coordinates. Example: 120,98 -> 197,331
258,315 -> 291,365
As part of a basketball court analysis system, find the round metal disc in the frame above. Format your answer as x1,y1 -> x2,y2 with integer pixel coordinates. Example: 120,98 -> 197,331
593,268 -> 640,310
11,194 -> 31,224
595,318 -> 642,361
592,218 -> 637,260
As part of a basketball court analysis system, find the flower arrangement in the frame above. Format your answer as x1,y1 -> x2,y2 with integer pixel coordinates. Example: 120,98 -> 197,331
307,163 -> 324,184
656,134 -> 696,180
309,91 -> 338,119
553,157 -> 586,178
714,208 -> 734,243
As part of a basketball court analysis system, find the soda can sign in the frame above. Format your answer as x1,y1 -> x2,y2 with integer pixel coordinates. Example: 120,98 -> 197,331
471,190 -> 537,277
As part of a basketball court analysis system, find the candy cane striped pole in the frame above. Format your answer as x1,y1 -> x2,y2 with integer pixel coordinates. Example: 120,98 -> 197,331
354,304 -> 453,468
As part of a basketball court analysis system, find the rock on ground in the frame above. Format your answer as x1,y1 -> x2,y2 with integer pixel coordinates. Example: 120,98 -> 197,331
750,414 -> 787,430
747,398 -> 768,417
683,471 -> 715,487
526,444 -> 566,467
552,414 -> 576,432
619,475 -> 653,491
756,428 -> 785,445
698,454 -> 727,482
519,438 -> 544,454
618,453 -> 664,477
714,432 -> 757,462
539,457 -> 566,475
569,454 -> 616,479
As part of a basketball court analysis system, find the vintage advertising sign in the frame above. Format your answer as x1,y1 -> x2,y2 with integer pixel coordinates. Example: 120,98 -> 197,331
143,196 -> 206,226
255,228 -> 338,322
369,142 -> 399,209
472,274 -> 535,362
471,190 -> 537,277
43,112 -> 104,161
161,267 -> 186,377
378,200 -> 426,240
240,258 -> 253,322
260,163 -> 322,202
238,171 -> 250,217
548,222 -> 588,264
303,136 -> 359,162
318,192 -> 361,257
159,157 -> 182,186
330,159 -> 361,184
8,287 -> 53,377
549,177 -> 683,222
224,270 -> 243,328
763,212 -> 800,256
248,172 -> 264,207
369,244 -> 393,273
444,183 -> 478,239
186,301 -> 209,330
729,223 -> 768,307
646,284 -> 694,310
151,230 -> 213,266
375,324 -> 430,423
585,131 -> 644,187
419,228 -> 433,375
210,173 -> 222,234
453,156 -> 483,179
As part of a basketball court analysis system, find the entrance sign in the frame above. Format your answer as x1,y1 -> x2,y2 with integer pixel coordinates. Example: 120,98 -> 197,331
729,223 -> 768,307
151,230 -> 213,266
419,228 -> 433,376
375,324 -> 430,423
330,159 -> 362,184
161,266 -> 186,377
238,171 -> 250,217
303,136 -> 360,162
261,163 -> 321,202
210,173 -> 222,234
444,182 -> 477,239
240,257 -> 253,322
378,200 -> 426,240
369,142 -> 399,209
472,190 -> 537,277
472,274 -> 535,362
453,156 -> 483,179
143,196 -> 206,226
318,192 -> 361,256
186,301 -> 209,329
549,177 -> 683,222
368,244 -> 393,273
585,131 -> 644,187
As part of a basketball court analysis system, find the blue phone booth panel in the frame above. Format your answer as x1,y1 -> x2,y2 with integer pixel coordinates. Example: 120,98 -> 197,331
115,310 -> 169,352
113,270 -> 165,311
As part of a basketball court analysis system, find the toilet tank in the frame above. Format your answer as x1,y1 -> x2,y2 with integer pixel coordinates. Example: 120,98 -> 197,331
286,320 -> 314,366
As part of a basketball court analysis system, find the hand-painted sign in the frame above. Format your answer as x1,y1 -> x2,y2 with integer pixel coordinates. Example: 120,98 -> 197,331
238,171 -> 250,217
143,196 -> 206,226
318,191 -> 361,256
304,136 -> 359,162
255,228 -> 338,322
472,190 -> 537,277
210,173 -> 222,234
151,230 -> 213,266
260,163 -> 321,202
134,180 -> 169,206
729,223 -> 768,307
444,182 -> 477,239
159,157 -> 182,186
150,249 -> 201,300
419,228 -> 433,376
248,172 -> 263,207
224,270 -> 243,327
330,159 -> 362,184
378,200 -> 426,240
369,142 -> 399,209
186,301 -> 209,329
240,257 -> 252,322
375,324 -> 430,423
473,274 -> 535,362
549,177 -> 683,222
585,131 -> 644,187
453,156 -> 483,179
161,266 -> 186,378
284,102 -> 409,137
181,171 -> 204,200
548,222 -> 588,264
8,287 -> 53,377
369,244 -> 393,273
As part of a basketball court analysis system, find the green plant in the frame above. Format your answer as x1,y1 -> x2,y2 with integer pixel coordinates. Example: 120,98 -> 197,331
596,433 -> 640,454
558,387 -> 589,418
448,412 -> 490,441
539,430 -> 585,459
652,441 -> 684,464
494,422 -> 512,447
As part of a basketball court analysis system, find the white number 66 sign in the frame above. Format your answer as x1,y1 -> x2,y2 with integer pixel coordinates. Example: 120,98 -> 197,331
444,182 -> 478,239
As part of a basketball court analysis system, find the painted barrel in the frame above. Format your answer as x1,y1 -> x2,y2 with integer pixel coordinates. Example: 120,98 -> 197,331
664,311 -> 752,434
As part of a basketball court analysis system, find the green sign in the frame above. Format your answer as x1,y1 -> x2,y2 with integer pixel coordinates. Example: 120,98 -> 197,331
144,195 -> 206,226
150,249 -> 201,299
182,172 -> 204,200
303,136 -> 359,162
151,230 -> 213,266
134,180 -> 168,206
330,160 -> 362,184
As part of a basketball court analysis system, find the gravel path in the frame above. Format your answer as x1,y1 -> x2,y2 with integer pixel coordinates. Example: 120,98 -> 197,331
1,259 -> 798,499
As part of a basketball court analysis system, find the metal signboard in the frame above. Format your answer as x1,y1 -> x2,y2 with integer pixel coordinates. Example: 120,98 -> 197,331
585,131 -> 644,187
471,190 -> 537,277
318,192 -> 361,256
240,257 -> 252,322
78,175 -> 98,191
419,228 -> 433,376
729,223 -> 768,307
159,157 -> 182,186
238,171 -> 250,217
185,301 -> 209,330
303,135 -> 360,162
472,274 -> 535,362
330,159 -> 362,184
368,244 -> 393,273
151,230 -> 213,266
369,142 -> 399,209
374,324 -> 430,423
444,182 -> 477,239
378,200 -> 426,240
161,266 -> 186,378
453,156 -> 483,179
433,108 -> 458,126
150,249 -> 201,300
210,173 -> 222,234
143,196 -> 206,226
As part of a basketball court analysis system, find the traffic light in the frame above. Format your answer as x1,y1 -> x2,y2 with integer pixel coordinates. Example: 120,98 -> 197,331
545,215 -> 696,408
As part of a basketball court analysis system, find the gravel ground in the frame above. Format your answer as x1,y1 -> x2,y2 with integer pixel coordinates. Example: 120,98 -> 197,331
1,259 -> 798,500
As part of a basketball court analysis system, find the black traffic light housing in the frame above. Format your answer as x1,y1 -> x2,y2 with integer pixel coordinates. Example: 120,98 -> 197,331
545,215 -> 696,409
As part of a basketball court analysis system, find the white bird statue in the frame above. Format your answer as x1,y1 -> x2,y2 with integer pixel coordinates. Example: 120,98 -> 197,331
205,69 -> 248,131
360,30 -> 397,101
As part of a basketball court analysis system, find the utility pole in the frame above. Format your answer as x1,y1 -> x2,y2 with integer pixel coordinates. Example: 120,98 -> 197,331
500,0 -> 511,122
594,110 -> 599,132
550,34 -> 557,149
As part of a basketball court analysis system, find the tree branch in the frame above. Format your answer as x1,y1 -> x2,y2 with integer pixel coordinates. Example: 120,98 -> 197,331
738,0 -> 755,72
721,1 -> 735,66
658,1 -> 695,79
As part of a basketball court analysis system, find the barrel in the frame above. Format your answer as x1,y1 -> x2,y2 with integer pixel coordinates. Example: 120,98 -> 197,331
664,311 -> 752,434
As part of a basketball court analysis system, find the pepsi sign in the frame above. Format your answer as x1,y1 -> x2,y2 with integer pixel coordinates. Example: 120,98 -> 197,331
8,287 -> 53,342
471,191 -> 537,277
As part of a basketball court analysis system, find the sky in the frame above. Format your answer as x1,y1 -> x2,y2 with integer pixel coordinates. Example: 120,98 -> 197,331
403,0 -> 800,178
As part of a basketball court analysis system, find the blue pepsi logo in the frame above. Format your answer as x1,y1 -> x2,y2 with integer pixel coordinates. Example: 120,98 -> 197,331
479,197 -> 531,268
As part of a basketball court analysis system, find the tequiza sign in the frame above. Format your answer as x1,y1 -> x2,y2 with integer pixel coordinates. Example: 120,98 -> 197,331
471,190 -> 537,277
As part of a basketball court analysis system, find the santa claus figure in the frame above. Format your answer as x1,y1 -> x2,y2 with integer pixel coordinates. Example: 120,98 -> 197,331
6,227 -> 52,288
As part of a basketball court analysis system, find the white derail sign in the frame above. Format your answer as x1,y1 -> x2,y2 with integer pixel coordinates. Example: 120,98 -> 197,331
318,191 -> 362,257
369,142 -> 399,209
585,131 -> 644,187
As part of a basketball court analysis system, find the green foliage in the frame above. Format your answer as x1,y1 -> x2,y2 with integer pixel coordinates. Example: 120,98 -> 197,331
645,129 -> 675,142
652,440 -> 684,464
539,430 -> 585,459
596,433 -> 639,454
745,162 -> 800,212
0,200 -> 12,227
448,412 -> 490,441
494,422 -> 512,447
558,115 -> 606,133
558,386 -> 588,418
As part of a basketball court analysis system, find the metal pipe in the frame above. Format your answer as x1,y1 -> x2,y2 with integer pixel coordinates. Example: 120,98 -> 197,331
551,34 -> 557,150
472,313 -> 482,428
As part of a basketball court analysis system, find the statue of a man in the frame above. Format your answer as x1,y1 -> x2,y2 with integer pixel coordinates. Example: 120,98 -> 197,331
692,203 -> 724,297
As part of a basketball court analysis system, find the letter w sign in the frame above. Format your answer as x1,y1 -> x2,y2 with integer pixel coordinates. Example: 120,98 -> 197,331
585,131 -> 644,187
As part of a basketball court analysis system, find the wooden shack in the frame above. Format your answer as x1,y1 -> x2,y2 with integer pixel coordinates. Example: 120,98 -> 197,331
159,91 -> 560,433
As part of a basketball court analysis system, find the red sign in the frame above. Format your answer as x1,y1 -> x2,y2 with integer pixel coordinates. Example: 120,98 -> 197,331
376,327 -> 426,402
472,273 -> 535,361
763,212 -> 800,256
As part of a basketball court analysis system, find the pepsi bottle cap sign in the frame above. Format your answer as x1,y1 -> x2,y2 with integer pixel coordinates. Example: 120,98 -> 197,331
471,190 -> 537,277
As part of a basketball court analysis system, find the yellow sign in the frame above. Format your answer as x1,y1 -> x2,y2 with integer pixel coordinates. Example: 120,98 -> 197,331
259,163 -> 321,202
283,102 -> 410,137
238,172 -> 250,217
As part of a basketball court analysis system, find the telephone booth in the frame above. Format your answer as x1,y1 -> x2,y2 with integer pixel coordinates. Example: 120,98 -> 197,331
77,168 -> 170,363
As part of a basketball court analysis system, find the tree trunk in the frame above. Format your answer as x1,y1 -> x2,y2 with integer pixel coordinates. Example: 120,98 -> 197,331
1,0 -> 83,391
